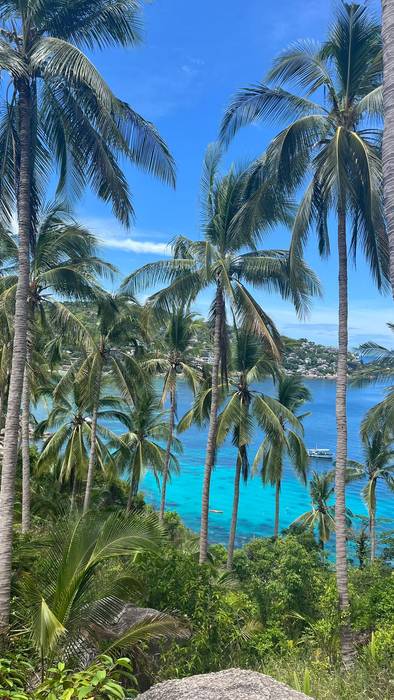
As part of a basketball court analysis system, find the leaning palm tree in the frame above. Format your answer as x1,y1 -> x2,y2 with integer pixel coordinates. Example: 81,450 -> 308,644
110,389 -> 182,512
18,510 -> 183,669
216,326 -> 281,569
253,374 -> 310,539
0,204 -> 112,532
0,0 -> 175,630
348,421 -> 394,560
122,145 -> 320,562
293,470 -> 336,550
144,308 -> 201,522
220,3 -> 389,663
382,0 -> 394,292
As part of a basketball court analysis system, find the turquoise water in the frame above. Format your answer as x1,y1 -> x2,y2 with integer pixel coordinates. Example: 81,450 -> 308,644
141,379 -> 393,547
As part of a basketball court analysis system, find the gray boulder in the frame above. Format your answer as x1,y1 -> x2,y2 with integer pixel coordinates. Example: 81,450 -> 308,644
135,669 -> 314,699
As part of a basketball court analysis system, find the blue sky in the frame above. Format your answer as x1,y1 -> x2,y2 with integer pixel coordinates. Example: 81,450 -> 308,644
77,0 -> 392,348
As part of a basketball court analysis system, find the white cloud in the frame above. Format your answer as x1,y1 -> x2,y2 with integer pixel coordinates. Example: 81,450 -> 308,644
78,216 -> 172,256
100,236 -> 170,255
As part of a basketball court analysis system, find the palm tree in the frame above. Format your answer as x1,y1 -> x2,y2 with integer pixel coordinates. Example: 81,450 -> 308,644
60,295 -> 146,515
144,308 -> 201,522
293,470 -> 336,549
349,422 -> 394,560
0,0 -> 175,631
0,204 -> 112,531
382,0 -> 394,292
123,146 -> 320,562
35,386 -> 124,508
352,324 -> 394,431
220,3 -> 388,664
18,510 -> 183,669
110,389 -> 182,512
216,326 -> 281,569
253,374 -> 310,539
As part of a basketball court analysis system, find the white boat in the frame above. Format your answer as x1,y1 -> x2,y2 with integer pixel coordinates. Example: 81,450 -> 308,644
307,448 -> 334,460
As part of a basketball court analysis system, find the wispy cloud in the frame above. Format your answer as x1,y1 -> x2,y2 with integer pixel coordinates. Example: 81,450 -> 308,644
79,216 -> 172,256
100,237 -> 170,255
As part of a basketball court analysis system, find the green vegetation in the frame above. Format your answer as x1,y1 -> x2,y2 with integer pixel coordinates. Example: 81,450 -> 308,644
0,1 -> 393,699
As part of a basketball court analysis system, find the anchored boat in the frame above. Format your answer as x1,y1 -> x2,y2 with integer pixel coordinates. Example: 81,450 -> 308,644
307,448 -> 334,460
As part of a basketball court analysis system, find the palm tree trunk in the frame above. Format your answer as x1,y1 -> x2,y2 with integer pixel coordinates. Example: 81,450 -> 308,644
369,483 -> 376,561
199,282 -> 223,564
127,451 -> 140,513
0,81 -> 32,633
83,356 -> 103,515
159,384 -> 176,523
21,353 -> 31,534
226,455 -> 241,570
335,205 -> 353,667
83,401 -> 99,515
126,472 -> 138,513
382,0 -> 394,294
274,480 -> 280,539
70,470 -> 77,511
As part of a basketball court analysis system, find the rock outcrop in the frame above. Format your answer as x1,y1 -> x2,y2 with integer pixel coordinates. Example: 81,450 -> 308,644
135,668 -> 314,699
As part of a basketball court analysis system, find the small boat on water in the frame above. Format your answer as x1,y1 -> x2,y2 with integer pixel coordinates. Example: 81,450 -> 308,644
307,448 -> 334,460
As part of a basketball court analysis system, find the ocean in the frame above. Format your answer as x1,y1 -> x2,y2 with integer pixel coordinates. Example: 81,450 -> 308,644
141,378 -> 393,548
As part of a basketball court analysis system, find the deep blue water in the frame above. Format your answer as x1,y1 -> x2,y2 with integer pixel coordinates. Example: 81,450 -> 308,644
140,378 -> 393,547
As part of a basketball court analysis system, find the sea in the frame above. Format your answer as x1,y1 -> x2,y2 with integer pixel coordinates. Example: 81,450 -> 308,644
140,378 -> 393,549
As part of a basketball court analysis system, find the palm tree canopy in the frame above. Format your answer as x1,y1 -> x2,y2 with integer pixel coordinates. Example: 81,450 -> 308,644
0,0 -> 175,226
349,421 -> 394,511
122,148 -> 321,363
292,470 -> 336,544
220,3 -> 389,290
253,374 -> 311,486
0,204 -> 113,343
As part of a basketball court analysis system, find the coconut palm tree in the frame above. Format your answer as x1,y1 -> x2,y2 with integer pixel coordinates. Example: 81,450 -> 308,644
18,510 -> 183,669
253,374 -> 310,539
58,295 -> 147,515
35,385 -> 125,509
382,0 -> 394,292
293,470 -> 336,550
220,3 -> 388,663
122,146 -> 320,562
0,0 -> 175,631
144,308 -> 201,522
110,389 -> 182,512
352,324 -> 394,432
348,422 -> 394,560
0,204 -> 112,531
215,326 -> 281,569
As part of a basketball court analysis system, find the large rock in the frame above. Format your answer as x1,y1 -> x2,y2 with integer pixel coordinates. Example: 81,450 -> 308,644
135,669 -> 314,699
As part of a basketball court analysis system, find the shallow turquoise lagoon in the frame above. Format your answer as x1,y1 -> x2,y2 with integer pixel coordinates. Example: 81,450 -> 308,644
141,378 -> 393,547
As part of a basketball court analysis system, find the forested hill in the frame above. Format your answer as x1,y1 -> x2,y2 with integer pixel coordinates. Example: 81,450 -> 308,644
64,303 -> 361,378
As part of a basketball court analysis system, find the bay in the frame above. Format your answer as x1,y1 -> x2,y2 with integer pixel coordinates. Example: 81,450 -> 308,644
141,378 -> 393,547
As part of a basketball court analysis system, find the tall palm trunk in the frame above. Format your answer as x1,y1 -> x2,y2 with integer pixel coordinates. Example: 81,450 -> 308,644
335,206 -> 353,666
83,358 -> 103,514
369,483 -> 376,561
382,0 -> 394,294
83,402 -> 99,514
159,383 -> 176,523
0,82 -> 32,633
127,449 -> 140,513
199,282 -> 223,564
274,479 -> 280,539
226,454 -> 241,570
21,350 -> 31,534
70,469 -> 78,511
